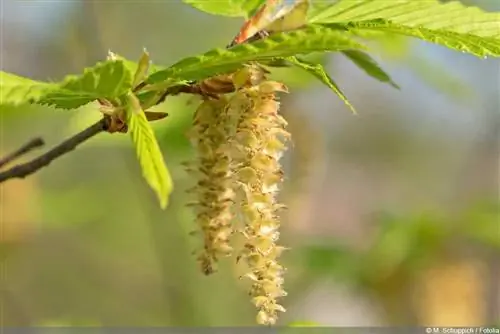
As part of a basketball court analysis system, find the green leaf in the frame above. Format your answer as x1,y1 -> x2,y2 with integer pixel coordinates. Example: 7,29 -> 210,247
182,0 -> 263,18
309,0 -> 500,58
341,50 -> 399,88
286,56 -> 357,114
342,19 -> 500,58
1,60 -> 134,110
132,49 -> 151,88
147,26 -> 366,84
125,92 -> 173,209
0,71 -> 56,106
309,0 -> 500,38
42,59 -> 134,109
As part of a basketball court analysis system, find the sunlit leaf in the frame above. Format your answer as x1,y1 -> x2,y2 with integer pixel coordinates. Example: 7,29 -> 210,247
1,60 -> 133,109
336,19 -> 500,58
125,92 -> 173,209
309,0 -> 500,38
309,0 -> 500,58
41,60 -> 134,109
0,71 -> 56,106
147,26 -> 366,84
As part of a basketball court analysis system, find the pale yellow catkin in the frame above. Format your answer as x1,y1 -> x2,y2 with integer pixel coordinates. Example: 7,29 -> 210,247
187,97 -> 235,275
187,65 -> 291,325
226,68 -> 290,325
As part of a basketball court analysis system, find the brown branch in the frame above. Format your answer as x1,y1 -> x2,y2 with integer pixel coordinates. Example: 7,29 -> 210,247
0,137 -> 45,169
0,118 -> 107,183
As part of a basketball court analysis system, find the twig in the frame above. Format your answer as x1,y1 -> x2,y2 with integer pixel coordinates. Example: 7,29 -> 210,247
0,118 -> 107,183
0,138 -> 45,169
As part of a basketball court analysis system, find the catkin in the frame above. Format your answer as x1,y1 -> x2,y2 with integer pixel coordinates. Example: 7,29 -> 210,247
226,69 -> 290,325
187,65 -> 290,325
187,97 -> 235,275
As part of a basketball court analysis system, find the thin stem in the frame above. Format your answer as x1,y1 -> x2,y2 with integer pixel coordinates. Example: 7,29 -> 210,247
0,119 -> 107,183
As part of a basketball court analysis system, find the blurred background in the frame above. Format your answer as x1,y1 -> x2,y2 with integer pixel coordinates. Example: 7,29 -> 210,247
0,0 -> 499,327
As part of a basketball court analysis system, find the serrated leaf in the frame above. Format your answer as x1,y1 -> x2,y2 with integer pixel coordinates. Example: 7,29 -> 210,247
125,92 -> 173,209
309,0 -> 500,38
112,53 -> 164,81
341,50 -> 399,88
334,19 -> 500,58
182,0 -> 263,18
309,0 -> 500,58
0,71 -> 57,106
40,60 -> 134,109
285,56 -> 356,114
147,26 -> 366,84
1,60 -> 135,110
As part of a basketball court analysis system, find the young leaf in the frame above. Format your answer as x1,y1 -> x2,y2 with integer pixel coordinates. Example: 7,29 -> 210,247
0,71 -> 57,106
182,0 -> 263,18
285,56 -> 356,114
308,0 -> 500,58
132,49 -> 151,88
1,60 -> 134,110
125,92 -> 173,209
309,0 -> 500,38
147,26 -> 366,84
40,59 -> 134,109
334,19 -> 500,58
341,50 -> 399,88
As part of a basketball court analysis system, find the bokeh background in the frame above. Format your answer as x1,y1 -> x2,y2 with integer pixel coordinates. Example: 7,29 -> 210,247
1,0 -> 499,327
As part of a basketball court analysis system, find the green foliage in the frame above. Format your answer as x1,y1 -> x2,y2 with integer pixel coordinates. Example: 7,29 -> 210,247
125,92 -> 173,209
286,56 -> 356,113
0,60 -> 133,109
146,26 -> 366,84
309,0 -> 500,38
47,60 -> 133,109
132,49 -> 153,88
333,19 -> 500,58
342,50 -> 399,89
182,0 -> 263,18
310,0 -> 500,58
0,72 -> 56,106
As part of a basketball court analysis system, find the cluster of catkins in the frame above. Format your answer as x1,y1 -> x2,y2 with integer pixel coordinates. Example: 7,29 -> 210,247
186,65 -> 290,325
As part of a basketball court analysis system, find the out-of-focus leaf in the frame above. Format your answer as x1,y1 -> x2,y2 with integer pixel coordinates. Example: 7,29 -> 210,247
288,321 -> 322,327
300,242 -> 359,281
182,0 -> 263,18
